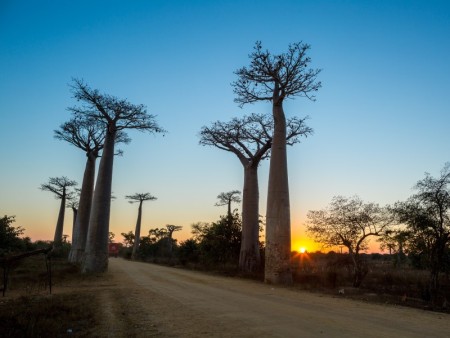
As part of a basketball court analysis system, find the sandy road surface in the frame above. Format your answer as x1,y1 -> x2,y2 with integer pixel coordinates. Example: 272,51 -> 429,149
100,259 -> 449,337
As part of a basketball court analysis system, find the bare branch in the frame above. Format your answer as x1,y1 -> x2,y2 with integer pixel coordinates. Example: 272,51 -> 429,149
232,41 -> 322,107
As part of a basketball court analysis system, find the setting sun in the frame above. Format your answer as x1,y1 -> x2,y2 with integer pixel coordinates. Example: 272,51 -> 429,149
299,247 -> 306,254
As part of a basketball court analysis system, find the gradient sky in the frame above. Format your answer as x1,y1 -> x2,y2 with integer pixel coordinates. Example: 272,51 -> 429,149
1,0 -> 449,253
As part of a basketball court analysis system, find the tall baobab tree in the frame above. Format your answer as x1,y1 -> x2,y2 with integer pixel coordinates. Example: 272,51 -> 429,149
40,176 -> 77,246
215,190 -> 241,219
55,117 -> 129,263
125,193 -> 157,260
200,113 -> 311,272
69,79 -> 164,273
233,41 -> 321,284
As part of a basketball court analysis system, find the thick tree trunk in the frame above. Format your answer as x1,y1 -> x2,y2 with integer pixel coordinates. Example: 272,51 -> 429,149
82,129 -> 115,273
69,154 -> 96,263
239,165 -> 261,273
265,101 -> 293,285
131,201 -> 143,260
53,190 -> 66,247
71,207 -> 77,240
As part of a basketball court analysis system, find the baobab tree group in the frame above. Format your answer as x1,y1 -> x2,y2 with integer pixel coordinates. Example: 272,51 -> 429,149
43,41 -> 321,284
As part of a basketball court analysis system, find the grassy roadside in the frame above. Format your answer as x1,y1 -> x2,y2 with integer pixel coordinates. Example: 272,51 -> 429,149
0,256 -> 101,337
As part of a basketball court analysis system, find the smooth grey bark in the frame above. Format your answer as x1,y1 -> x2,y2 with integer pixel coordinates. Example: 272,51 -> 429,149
200,113 -> 310,274
232,42 -> 321,284
131,201 -> 143,260
40,176 -> 77,248
82,127 -> 116,273
53,188 -> 67,246
239,165 -> 261,272
69,153 -> 96,263
69,78 -> 163,273
265,98 -> 292,284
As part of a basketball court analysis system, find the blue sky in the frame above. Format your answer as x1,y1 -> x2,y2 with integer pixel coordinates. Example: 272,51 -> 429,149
1,0 -> 449,251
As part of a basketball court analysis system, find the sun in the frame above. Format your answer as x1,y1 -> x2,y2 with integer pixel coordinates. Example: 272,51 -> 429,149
299,247 -> 306,254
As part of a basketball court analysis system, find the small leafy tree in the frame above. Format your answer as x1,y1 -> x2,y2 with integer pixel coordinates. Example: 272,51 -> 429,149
0,215 -> 25,256
306,196 -> 394,287
393,163 -> 450,304
193,211 -> 242,267
121,231 -> 135,248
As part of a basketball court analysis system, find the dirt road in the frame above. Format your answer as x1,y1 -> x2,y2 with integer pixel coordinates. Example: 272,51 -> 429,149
97,259 -> 449,337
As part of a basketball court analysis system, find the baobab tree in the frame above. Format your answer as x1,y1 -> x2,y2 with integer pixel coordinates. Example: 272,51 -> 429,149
66,191 -> 79,244
165,224 -> 182,255
215,190 -> 241,219
126,193 -> 157,260
55,116 -> 129,263
40,176 -> 77,246
233,41 -> 321,284
200,113 -> 311,272
68,78 -> 164,273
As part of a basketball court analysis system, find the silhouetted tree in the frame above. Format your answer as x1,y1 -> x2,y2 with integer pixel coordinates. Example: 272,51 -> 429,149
40,176 -> 77,246
165,224 -> 182,255
0,215 -> 25,256
109,232 -> 115,243
125,192 -> 157,260
69,79 -> 164,273
55,116 -> 130,263
66,191 -> 79,245
377,229 -> 409,266
233,41 -> 321,284
215,190 -> 241,219
121,231 -> 135,247
306,196 -> 394,287
200,113 -> 311,273
393,163 -> 450,304
191,211 -> 242,267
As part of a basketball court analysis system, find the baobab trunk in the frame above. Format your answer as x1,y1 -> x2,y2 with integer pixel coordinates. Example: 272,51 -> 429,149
82,128 -> 115,273
131,201 -> 143,260
69,153 -> 96,263
265,100 -> 293,284
239,165 -> 261,272
53,189 -> 66,247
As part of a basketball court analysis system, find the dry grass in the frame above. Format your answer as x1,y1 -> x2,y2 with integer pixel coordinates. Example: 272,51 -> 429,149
291,252 -> 450,313
0,255 -> 101,337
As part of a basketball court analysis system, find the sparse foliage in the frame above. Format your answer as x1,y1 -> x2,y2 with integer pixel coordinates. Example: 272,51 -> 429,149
392,163 -> 450,304
200,113 -> 312,273
68,79 -> 164,273
306,196 -> 394,287
126,193 -> 157,260
233,41 -> 321,284
40,176 -> 77,246
215,190 -> 241,218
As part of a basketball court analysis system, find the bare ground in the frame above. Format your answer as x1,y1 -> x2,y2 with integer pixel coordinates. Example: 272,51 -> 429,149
58,258 -> 449,338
